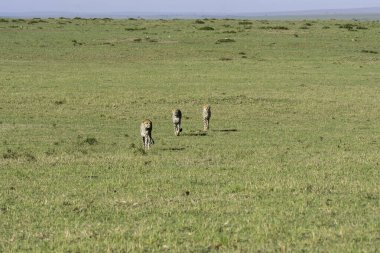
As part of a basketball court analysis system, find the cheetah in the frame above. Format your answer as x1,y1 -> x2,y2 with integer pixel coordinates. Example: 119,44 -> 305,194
140,119 -> 154,150
202,105 -> 211,131
172,109 -> 183,136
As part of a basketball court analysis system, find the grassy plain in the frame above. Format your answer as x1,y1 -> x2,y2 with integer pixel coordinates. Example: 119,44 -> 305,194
0,17 -> 379,252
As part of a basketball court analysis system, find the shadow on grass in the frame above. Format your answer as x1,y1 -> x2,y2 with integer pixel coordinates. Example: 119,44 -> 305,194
213,128 -> 238,132
84,175 -> 99,179
183,131 -> 207,137
161,147 -> 186,151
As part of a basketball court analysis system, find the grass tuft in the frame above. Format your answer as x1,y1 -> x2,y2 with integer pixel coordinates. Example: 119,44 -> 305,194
54,99 -> 66,105
260,26 -> 289,30
83,137 -> 98,145
215,38 -> 235,44
3,149 -> 20,159
361,49 -> 378,54
239,21 -> 253,25
198,26 -> 214,31
195,19 -> 205,24
3,149 -> 36,162
125,27 -> 146,31
72,39 -> 84,46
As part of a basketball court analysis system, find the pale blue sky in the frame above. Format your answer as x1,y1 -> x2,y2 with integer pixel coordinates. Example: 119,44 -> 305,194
1,0 -> 380,13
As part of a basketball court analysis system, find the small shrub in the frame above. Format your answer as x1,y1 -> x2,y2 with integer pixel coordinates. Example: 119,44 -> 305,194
28,20 -> 39,24
133,38 -> 142,42
125,27 -> 146,31
220,57 -> 232,61
198,26 -> 214,31
2,149 -> 35,161
147,38 -> 158,43
239,21 -> 252,25
83,137 -> 98,145
339,24 -> 354,29
3,149 -> 19,159
72,39 -> 83,46
322,26 -> 330,29
0,18 -> 9,22
299,26 -> 309,29
275,26 -> 289,30
12,19 -> 25,22
260,26 -> 289,30
54,99 -> 66,105
195,19 -> 205,24
215,38 -> 235,44
338,23 -> 365,31
361,50 -> 378,54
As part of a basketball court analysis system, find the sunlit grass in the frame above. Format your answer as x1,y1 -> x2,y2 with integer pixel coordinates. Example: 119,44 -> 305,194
0,18 -> 379,252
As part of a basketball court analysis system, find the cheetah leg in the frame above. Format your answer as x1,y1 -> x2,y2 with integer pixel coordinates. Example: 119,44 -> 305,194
146,136 -> 150,150
149,135 -> 154,145
203,119 -> 209,131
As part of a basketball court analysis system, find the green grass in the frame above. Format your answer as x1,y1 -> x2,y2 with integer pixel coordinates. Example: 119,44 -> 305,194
0,17 -> 379,252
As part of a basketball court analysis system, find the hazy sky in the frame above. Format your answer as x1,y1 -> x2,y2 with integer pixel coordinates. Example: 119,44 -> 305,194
1,0 -> 380,13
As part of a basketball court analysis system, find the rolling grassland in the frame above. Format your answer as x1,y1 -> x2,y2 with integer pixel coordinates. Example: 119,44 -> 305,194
0,17 -> 379,252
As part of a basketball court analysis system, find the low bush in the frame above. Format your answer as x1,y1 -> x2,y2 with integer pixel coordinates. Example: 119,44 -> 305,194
125,27 -> 146,31
83,137 -> 98,145
260,26 -> 289,30
198,26 -> 214,31
215,38 -> 235,44
338,23 -> 367,31
239,21 -> 252,25
72,39 -> 83,46
361,49 -> 378,54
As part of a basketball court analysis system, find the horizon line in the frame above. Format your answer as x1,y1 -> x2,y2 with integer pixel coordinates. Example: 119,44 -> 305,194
1,7 -> 380,19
